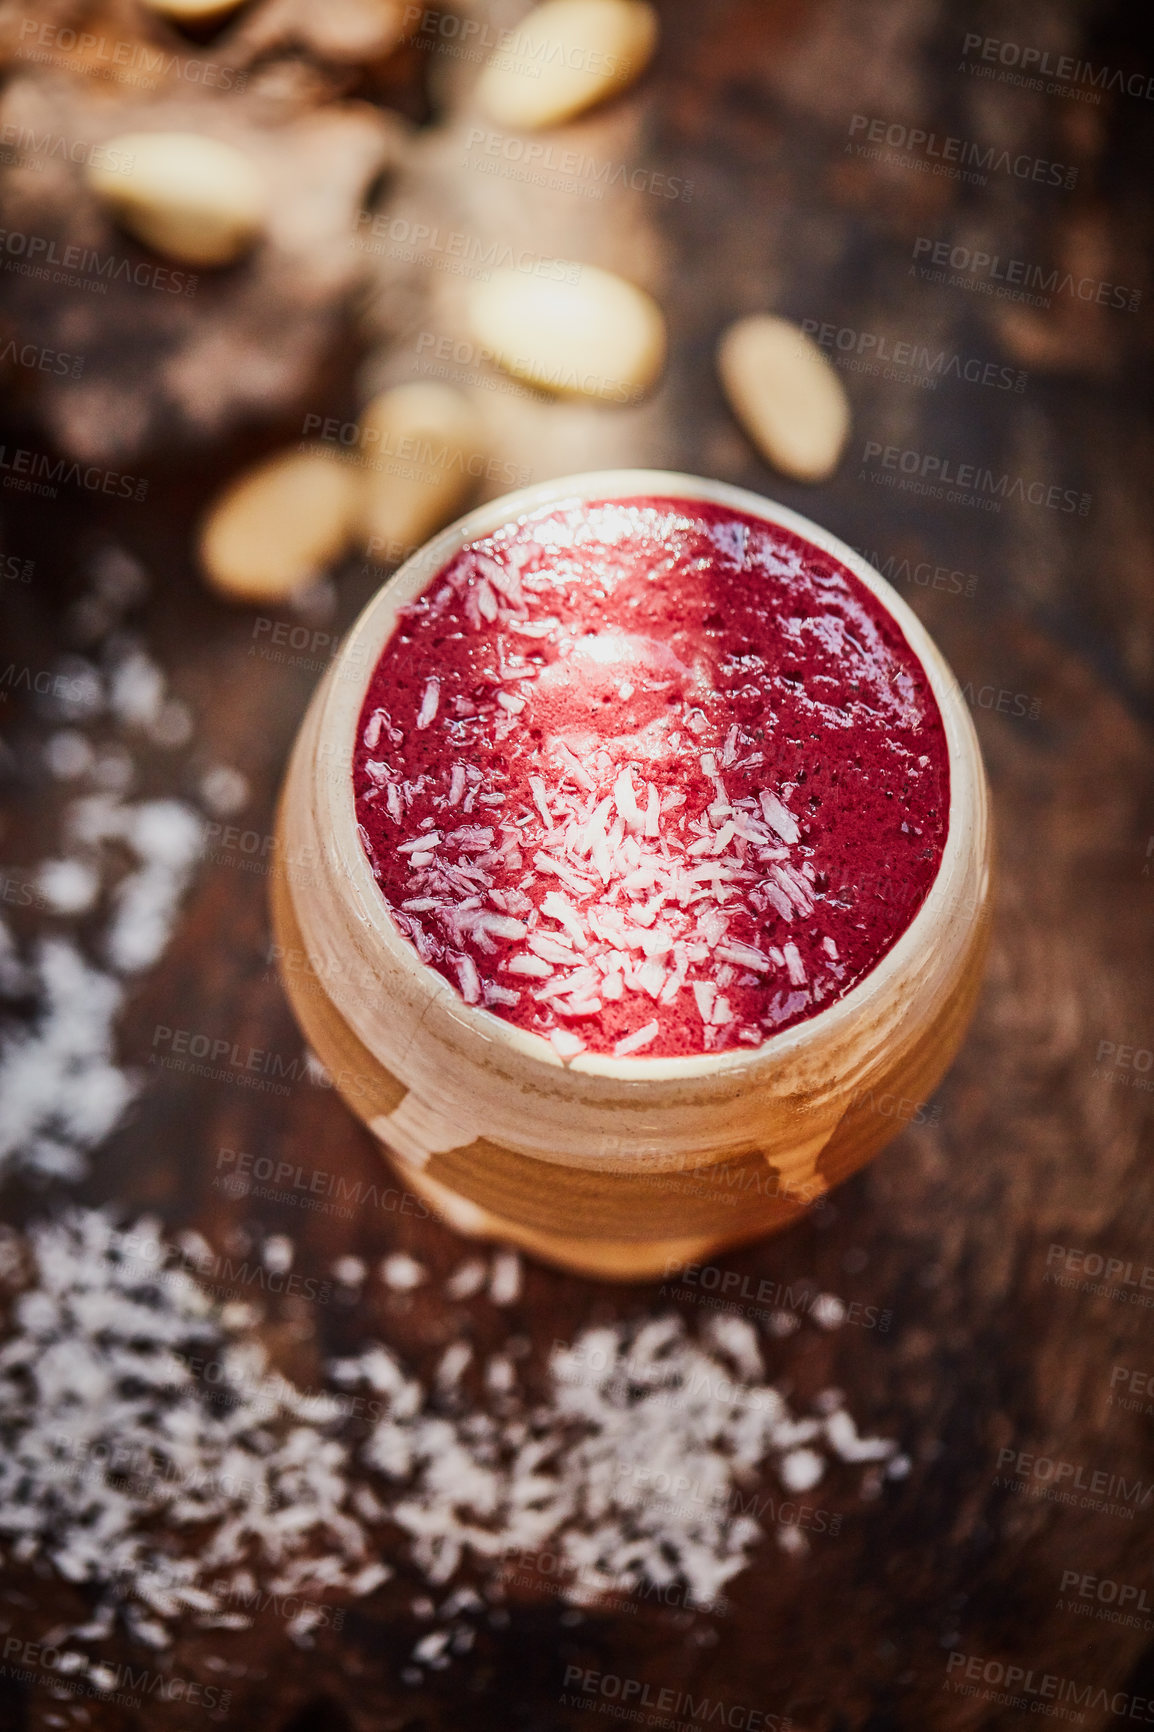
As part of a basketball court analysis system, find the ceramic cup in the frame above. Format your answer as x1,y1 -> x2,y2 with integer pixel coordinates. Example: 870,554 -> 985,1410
272,470 -> 992,1280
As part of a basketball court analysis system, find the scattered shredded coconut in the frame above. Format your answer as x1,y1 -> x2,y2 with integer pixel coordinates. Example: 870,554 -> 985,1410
444,1259 -> 487,1301
34,859 -> 101,917
381,1253 -> 427,1292
489,1250 -> 522,1307
109,649 -> 165,731
0,938 -> 134,1183
44,731 -> 94,781
337,1305 -> 897,1620
262,1236 -> 294,1276
199,765 -> 250,818
778,1447 -> 825,1494
811,1292 -> 847,1331
0,554 -> 221,1182
0,1212 -> 388,1651
0,1209 -> 900,1665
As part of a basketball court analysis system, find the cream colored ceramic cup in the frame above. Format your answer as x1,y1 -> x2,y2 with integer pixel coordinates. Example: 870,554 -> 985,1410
272,471 -> 992,1280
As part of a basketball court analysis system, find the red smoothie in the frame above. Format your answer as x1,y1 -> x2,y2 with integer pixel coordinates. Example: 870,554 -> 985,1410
353,497 -> 949,1060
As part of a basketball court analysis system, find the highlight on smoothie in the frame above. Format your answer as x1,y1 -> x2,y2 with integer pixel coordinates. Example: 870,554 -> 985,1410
352,496 -> 949,1063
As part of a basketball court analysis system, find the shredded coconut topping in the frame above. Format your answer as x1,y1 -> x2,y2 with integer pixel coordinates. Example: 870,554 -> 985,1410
354,499 -> 948,1059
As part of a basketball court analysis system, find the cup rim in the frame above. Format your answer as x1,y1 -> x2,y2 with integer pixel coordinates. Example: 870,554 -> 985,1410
313,468 -> 986,1082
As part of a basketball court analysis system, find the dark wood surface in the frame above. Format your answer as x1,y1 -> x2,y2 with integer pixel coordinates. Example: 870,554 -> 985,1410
1,0 -> 1152,1727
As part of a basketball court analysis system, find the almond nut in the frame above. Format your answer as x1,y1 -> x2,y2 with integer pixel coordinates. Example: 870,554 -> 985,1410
467,264 -> 665,403
476,0 -> 658,129
200,448 -> 358,603
86,133 -> 267,269
718,315 -> 851,483
356,384 -> 486,557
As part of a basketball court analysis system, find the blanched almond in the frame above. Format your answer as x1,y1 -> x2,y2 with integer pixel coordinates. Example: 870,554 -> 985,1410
476,0 -> 658,129
356,385 -> 486,557
86,133 -> 267,268
467,265 -> 665,403
200,448 -> 358,603
718,315 -> 851,483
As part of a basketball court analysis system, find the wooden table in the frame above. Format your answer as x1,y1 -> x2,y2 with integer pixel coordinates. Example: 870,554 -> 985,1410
0,0 -> 1151,1726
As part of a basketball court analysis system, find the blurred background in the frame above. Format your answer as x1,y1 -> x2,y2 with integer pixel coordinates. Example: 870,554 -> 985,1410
0,0 -> 1151,1727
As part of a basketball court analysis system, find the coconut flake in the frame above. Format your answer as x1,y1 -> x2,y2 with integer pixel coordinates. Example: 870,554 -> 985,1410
0,1208 -> 901,1664
381,1253 -> 427,1291
782,942 -> 806,987
614,1021 -> 659,1056
489,1251 -> 522,1307
549,1029 -> 586,1061
759,792 -> 800,846
417,679 -> 441,730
